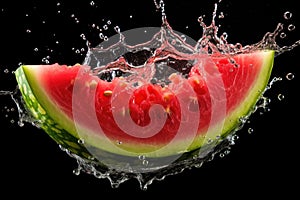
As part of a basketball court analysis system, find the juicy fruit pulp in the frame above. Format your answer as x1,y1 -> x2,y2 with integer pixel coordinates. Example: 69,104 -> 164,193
15,50 -> 275,159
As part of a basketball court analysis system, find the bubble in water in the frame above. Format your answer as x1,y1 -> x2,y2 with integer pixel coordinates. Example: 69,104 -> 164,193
26,29 -> 31,33
283,11 -> 292,20
90,1 -> 95,6
286,73 -> 295,80
3,69 -> 9,73
34,48 -> 39,52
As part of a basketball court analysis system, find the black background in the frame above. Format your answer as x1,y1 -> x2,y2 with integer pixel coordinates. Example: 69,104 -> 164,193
0,0 -> 299,198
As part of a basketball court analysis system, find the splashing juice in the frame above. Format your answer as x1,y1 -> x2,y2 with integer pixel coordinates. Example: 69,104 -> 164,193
0,0 -> 299,191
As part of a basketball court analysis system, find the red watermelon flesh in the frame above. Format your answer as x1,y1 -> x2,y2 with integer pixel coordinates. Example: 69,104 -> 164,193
15,50 -> 274,157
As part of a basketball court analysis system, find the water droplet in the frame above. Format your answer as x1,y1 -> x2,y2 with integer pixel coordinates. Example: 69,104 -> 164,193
218,12 -> 224,19
26,29 -> 31,33
59,145 -> 66,151
232,134 -> 239,141
129,15 -> 133,19
280,32 -> 286,38
34,47 -> 39,52
73,168 -> 81,175
138,155 -> 145,160
90,1 -> 95,6
78,138 -> 85,144
224,149 -> 231,155
57,2 -> 61,6
239,116 -> 247,124
4,69 -> 9,73
18,120 -> 24,127
142,160 -> 149,166
221,32 -> 228,40
99,33 -> 105,39
103,25 -> 108,30
180,34 -> 187,41
277,93 -> 285,101
283,11 -> 292,20
194,162 -> 203,168
117,140 -> 122,145
286,73 -> 294,80
248,128 -> 254,134
75,49 -> 80,54
219,153 -> 225,158
206,138 -> 213,144
80,33 -> 86,40
288,24 -> 295,31
10,119 -> 15,124
42,57 -> 49,64
114,26 -> 121,33
107,20 -> 111,25
198,16 -> 204,23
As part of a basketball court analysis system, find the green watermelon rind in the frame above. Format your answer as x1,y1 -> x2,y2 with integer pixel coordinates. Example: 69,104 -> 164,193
15,50 -> 275,158
220,50 -> 274,135
15,68 -> 93,160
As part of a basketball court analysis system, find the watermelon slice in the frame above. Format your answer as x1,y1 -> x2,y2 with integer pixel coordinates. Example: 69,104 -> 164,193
15,50 -> 274,160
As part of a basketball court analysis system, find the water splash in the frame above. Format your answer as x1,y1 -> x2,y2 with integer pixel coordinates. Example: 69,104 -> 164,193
1,0 -> 299,190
